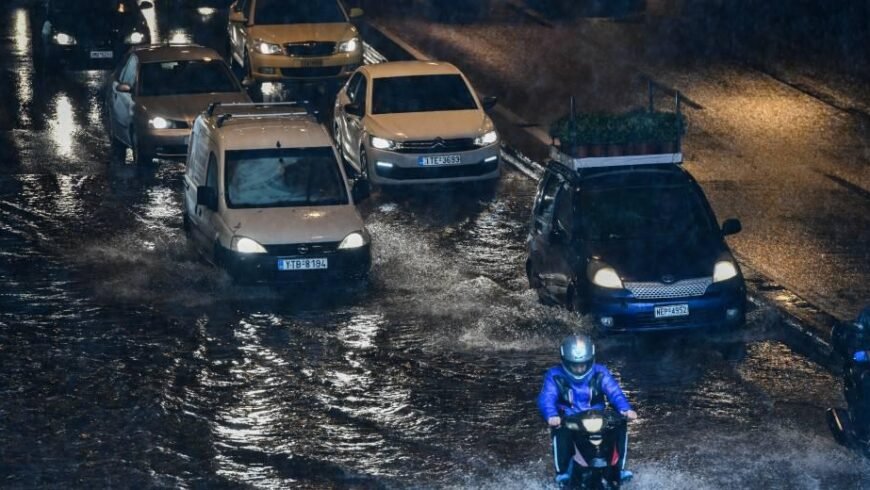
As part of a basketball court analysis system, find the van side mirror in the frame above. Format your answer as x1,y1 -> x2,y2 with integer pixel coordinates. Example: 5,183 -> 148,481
197,186 -> 218,211
481,95 -> 498,112
721,218 -> 742,236
349,7 -> 364,18
345,102 -> 363,117
352,178 -> 370,203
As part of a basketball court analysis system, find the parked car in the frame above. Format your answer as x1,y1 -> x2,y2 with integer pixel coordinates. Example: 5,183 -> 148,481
526,157 -> 747,333
183,102 -> 372,284
106,44 -> 250,164
333,61 -> 500,186
226,0 -> 364,83
32,0 -> 152,70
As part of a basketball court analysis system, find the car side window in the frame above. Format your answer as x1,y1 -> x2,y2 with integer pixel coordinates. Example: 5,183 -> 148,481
206,154 -> 218,190
535,173 -> 561,234
554,183 -> 574,238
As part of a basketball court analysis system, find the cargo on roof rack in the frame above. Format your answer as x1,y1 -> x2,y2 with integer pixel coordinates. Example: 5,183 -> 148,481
204,101 -> 315,127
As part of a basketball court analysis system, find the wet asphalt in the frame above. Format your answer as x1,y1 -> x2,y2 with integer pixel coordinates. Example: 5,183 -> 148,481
0,2 -> 869,489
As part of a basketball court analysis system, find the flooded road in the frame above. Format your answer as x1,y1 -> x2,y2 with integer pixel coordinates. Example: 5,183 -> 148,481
1,3 -> 869,489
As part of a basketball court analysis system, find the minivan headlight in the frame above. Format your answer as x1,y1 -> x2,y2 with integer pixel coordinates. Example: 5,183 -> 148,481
713,260 -> 738,283
591,266 -> 623,289
53,32 -> 77,46
233,237 -> 267,254
474,130 -> 498,147
337,37 -> 360,53
371,136 -> 396,150
339,232 -> 367,250
256,41 -> 283,55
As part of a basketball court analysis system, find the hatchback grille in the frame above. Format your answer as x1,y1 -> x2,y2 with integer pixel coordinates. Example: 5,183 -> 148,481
624,277 -> 712,300
395,138 -> 478,154
265,242 -> 341,257
285,42 -> 336,57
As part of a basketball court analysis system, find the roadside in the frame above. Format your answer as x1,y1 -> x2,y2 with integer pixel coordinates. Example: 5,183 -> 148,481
356,8 -> 868,357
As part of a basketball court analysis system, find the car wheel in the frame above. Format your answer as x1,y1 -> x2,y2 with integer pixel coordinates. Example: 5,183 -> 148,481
109,135 -> 127,164
359,147 -> 377,189
131,131 -> 154,165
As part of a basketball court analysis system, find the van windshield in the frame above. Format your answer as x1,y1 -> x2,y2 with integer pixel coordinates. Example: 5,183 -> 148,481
225,147 -> 348,208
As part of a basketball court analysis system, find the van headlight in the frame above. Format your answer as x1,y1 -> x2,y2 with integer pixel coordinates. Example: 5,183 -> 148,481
53,32 -> 77,46
590,265 -> 623,289
713,260 -> 738,283
339,232 -> 367,250
370,136 -> 396,150
337,37 -> 360,53
232,237 -> 267,254
581,415 -> 604,433
256,41 -> 283,55
474,130 -> 498,147
125,31 -> 146,44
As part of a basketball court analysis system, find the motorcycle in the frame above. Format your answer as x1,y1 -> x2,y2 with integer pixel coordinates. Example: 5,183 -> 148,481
827,349 -> 870,458
559,409 -> 627,489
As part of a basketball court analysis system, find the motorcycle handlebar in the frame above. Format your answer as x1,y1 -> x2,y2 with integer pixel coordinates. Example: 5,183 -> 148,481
560,409 -> 627,431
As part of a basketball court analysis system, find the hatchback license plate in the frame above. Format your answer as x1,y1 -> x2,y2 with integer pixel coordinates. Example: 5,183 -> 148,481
654,304 -> 689,318
90,51 -> 113,59
277,258 -> 328,271
418,154 -> 461,166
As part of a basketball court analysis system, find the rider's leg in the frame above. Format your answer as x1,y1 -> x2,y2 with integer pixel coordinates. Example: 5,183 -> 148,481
551,426 -> 575,481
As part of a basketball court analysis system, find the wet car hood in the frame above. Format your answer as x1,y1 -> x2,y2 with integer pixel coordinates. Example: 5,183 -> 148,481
222,205 -> 364,246
366,110 -> 491,141
137,92 -> 250,125
587,233 -> 724,282
248,23 -> 357,44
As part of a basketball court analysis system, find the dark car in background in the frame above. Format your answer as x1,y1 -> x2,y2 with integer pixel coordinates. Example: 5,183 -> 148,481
526,161 -> 747,333
31,0 -> 153,70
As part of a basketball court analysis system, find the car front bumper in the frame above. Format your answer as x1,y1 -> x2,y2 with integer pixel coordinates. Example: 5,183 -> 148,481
45,43 -> 124,69
249,50 -> 362,81
137,126 -> 191,159
215,242 -> 371,285
589,279 -> 747,333
365,144 -> 501,185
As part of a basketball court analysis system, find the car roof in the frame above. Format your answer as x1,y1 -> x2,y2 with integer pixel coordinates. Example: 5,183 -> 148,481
216,117 -> 334,152
362,61 -> 463,79
549,163 -> 695,190
131,45 -> 222,64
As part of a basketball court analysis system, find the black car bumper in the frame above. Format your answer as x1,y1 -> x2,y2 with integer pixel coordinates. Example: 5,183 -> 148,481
215,243 -> 371,285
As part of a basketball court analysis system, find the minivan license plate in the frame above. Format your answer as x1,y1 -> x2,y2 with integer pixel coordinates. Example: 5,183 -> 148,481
278,258 -> 328,271
90,51 -> 113,59
418,154 -> 461,166
654,304 -> 689,318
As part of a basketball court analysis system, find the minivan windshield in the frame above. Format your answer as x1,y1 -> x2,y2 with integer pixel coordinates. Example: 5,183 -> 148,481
579,185 -> 715,241
138,60 -> 239,97
254,0 -> 346,25
371,75 -> 479,114
225,148 -> 348,208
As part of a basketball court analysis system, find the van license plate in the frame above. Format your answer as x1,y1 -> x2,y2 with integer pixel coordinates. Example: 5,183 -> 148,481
654,304 -> 689,318
418,154 -> 461,166
90,51 -> 113,59
278,258 -> 328,271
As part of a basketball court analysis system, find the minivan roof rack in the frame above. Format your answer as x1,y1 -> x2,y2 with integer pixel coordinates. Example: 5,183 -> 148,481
206,101 -> 314,128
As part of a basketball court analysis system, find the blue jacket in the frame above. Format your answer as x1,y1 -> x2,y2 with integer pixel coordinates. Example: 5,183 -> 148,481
538,364 -> 632,419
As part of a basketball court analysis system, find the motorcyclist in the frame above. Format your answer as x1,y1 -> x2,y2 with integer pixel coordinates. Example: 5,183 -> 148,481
829,306 -> 870,453
538,334 -> 638,487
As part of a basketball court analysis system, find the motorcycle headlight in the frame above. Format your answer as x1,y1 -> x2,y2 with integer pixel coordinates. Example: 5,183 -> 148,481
53,32 -> 77,46
337,37 -> 360,53
370,136 -> 396,150
256,41 -> 283,55
713,260 -> 738,283
474,130 -> 498,147
581,415 -> 604,433
126,31 -> 146,44
233,237 -> 268,254
339,232 -> 367,250
148,117 -> 182,129
591,266 -> 623,289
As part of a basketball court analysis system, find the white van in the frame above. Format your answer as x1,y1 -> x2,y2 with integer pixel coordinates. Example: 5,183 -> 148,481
183,102 -> 371,284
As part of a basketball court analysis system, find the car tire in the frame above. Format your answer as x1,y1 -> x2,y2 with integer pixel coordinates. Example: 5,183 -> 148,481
359,147 -> 379,192
109,135 -> 127,164
131,130 -> 154,165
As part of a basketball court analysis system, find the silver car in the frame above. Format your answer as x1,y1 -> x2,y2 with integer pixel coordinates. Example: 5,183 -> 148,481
106,44 -> 250,164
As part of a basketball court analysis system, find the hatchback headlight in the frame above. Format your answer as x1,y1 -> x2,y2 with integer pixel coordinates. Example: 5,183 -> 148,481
581,415 -> 604,433
53,32 -> 76,46
233,237 -> 267,254
339,232 -> 367,250
474,130 -> 498,147
125,31 -> 146,44
337,37 -> 360,53
370,136 -> 396,150
713,260 -> 738,283
256,41 -> 283,55
591,266 -> 623,289
148,117 -> 182,129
